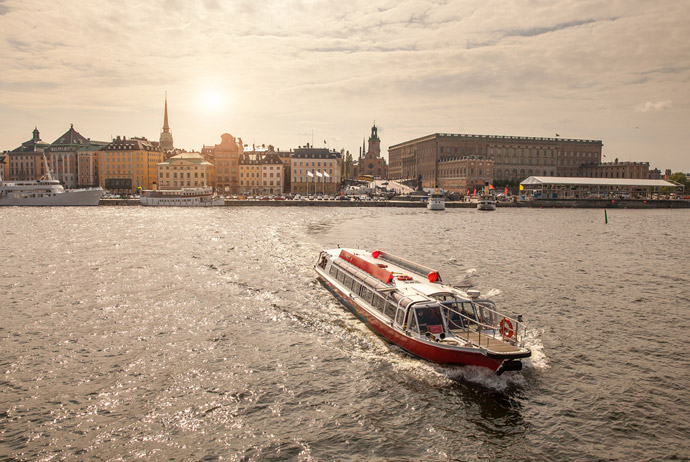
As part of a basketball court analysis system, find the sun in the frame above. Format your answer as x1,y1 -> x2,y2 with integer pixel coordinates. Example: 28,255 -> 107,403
201,89 -> 224,113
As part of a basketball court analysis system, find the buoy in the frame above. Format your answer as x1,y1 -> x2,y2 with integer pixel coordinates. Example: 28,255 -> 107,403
372,250 -> 381,259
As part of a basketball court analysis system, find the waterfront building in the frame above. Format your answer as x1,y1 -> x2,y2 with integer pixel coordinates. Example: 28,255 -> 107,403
159,94 -> 174,152
388,133 -> 603,191
579,158 -> 650,179
290,145 -> 342,195
352,123 -> 388,179
212,134 -> 243,194
45,124 -> 90,188
521,176 -> 681,199
239,147 -> 263,195
238,146 -> 286,196
437,155 -> 495,192
156,152 -> 213,189
77,139 -> 108,188
7,127 -> 50,181
259,151 -> 285,195
99,136 -> 164,193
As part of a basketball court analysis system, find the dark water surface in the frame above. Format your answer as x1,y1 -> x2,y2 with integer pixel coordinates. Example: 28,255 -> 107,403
1,207 -> 689,461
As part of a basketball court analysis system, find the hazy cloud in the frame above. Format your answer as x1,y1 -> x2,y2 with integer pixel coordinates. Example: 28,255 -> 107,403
1,0 -> 689,170
635,101 -> 672,112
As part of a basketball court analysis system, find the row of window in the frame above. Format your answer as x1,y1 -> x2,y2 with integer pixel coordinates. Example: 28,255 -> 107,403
328,265 -> 398,320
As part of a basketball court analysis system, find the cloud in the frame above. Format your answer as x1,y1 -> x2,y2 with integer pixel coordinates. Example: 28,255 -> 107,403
635,101 -> 673,112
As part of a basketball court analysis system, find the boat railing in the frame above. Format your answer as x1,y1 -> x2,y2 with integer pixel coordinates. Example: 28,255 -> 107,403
442,304 -> 526,349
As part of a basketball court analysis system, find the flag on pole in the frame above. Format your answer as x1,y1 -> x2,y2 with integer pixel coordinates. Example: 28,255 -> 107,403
473,188 -> 476,197
323,171 -> 330,177
307,171 -> 314,177
504,187 -> 508,194
316,171 -> 323,177
489,184 -> 495,190
466,189 -> 470,195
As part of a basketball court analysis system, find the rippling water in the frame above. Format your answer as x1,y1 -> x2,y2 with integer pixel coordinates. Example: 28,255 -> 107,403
1,207 -> 689,461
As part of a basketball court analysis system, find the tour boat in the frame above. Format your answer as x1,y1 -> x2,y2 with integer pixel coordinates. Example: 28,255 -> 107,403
140,187 -> 224,206
427,191 -> 445,211
314,249 -> 531,374
0,155 -> 103,206
477,196 -> 497,211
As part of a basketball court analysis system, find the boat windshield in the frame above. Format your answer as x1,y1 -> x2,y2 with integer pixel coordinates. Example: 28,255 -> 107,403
441,299 -> 498,329
413,304 -> 445,334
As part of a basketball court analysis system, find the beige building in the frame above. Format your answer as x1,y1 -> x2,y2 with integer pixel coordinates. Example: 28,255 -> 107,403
389,133 -> 603,189
578,159 -> 650,179
99,136 -> 164,192
437,156 -> 495,192
212,133 -> 243,193
239,148 -> 287,195
290,146 -> 342,195
157,152 -> 212,189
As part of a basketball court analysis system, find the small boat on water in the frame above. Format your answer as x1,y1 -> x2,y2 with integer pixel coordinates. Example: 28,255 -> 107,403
0,154 -> 103,206
314,249 -> 531,374
427,191 -> 445,211
140,187 -> 224,206
477,196 -> 497,211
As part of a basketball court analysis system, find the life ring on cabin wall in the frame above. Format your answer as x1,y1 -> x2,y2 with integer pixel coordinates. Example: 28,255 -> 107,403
499,318 -> 514,339
427,271 -> 439,283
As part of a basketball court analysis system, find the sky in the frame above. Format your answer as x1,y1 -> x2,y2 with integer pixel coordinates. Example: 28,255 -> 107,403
1,0 -> 689,172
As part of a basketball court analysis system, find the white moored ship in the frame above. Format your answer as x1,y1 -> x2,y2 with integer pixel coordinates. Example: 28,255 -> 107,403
315,249 -> 531,374
139,187 -> 224,206
427,190 -> 445,211
0,154 -> 103,206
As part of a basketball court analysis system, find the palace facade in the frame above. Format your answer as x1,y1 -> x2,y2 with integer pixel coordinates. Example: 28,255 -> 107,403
388,133 -> 603,191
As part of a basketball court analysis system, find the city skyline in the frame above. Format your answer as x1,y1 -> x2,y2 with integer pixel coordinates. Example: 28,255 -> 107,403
1,0 -> 689,171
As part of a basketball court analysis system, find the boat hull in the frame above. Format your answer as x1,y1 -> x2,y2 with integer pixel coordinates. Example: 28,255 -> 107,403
317,274 -> 503,371
0,188 -> 103,206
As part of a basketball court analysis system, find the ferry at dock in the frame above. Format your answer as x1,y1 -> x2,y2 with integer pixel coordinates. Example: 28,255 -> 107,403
314,248 -> 531,374
140,187 -> 224,206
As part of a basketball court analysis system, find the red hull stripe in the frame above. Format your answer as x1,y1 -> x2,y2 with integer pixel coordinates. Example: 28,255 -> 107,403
339,250 -> 393,284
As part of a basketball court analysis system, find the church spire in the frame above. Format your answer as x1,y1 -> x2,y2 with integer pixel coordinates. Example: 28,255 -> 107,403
163,92 -> 170,131
160,92 -> 174,151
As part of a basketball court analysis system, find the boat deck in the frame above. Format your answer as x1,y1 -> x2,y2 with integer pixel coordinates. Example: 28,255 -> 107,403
450,330 -> 522,353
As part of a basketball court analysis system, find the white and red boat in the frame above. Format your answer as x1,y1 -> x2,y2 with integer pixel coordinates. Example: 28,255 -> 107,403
314,249 -> 531,374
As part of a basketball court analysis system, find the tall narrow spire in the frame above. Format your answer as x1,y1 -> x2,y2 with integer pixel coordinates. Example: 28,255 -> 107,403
160,92 -> 174,151
163,92 -> 170,131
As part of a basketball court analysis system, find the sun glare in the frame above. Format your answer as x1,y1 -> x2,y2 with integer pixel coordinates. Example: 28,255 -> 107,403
201,90 -> 224,113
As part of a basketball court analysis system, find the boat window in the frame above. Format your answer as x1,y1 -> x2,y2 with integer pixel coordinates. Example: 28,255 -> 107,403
343,274 -> 353,287
407,310 -> 418,333
395,308 -> 406,327
475,302 -> 497,326
442,300 -> 477,329
383,301 -> 396,319
329,265 -> 337,277
414,305 -> 445,334
361,288 -> 374,304
372,295 -> 385,312
352,282 -> 363,296
338,271 -> 347,284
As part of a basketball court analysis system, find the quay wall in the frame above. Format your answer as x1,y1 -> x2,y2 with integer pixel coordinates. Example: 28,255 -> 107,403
98,198 -> 690,208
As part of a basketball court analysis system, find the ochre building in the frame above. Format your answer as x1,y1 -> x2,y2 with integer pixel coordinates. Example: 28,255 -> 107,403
99,136 -> 164,193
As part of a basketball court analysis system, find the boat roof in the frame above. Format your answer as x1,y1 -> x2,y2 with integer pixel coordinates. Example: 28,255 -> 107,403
326,248 -> 460,301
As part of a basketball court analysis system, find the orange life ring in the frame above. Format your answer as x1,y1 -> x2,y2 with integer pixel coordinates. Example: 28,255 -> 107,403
499,318 -> 514,339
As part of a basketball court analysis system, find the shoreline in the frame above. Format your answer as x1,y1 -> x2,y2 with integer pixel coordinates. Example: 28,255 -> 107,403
99,198 -> 690,209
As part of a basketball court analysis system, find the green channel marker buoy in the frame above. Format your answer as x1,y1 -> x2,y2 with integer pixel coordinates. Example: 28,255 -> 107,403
605,209 -> 608,224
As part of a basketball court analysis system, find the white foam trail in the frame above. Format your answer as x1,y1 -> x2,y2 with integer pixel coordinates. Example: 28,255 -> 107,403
522,328 -> 549,370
